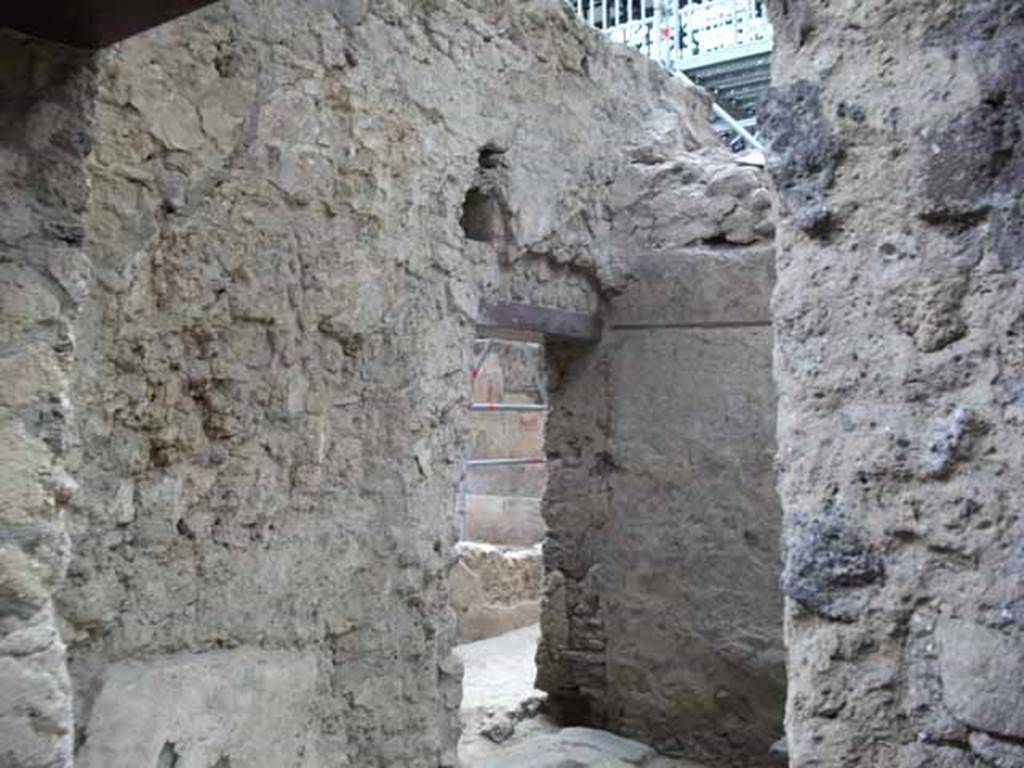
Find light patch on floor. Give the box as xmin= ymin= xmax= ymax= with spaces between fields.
xmin=456 ymin=624 xmax=710 ymax=768
xmin=456 ymin=623 xmax=542 ymax=711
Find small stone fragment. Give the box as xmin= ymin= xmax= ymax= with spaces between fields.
xmin=480 ymin=713 xmax=516 ymax=744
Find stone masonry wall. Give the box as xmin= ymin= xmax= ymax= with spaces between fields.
xmin=537 ymin=152 xmax=786 ymax=767
xmin=0 ymin=32 xmax=95 ymax=768
xmin=2 ymin=1 xmax=719 ymax=766
xmin=763 ymin=1 xmax=1024 ymax=766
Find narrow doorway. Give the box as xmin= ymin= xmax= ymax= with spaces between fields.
xmin=453 ymin=337 xmax=550 ymax=766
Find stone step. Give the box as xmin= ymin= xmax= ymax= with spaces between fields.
xmin=474 ymin=726 xmax=709 ymax=768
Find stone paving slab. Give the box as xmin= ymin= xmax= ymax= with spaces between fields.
xmin=474 ymin=726 xmax=710 ymax=768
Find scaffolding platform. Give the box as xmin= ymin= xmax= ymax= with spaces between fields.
xmin=567 ymin=0 xmax=773 ymax=150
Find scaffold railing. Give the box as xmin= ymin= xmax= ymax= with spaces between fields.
xmin=567 ymin=0 xmax=773 ymax=150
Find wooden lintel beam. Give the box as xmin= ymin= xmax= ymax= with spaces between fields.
xmin=477 ymin=300 xmax=601 ymax=344
xmin=1 ymin=0 xmax=223 ymax=49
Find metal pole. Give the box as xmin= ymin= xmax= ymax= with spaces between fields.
xmin=469 ymin=338 xmax=493 ymax=380
xmin=656 ymin=0 xmax=666 ymax=64
xmin=571 ymin=0 xmax=768 ymax=152
xmin=673 ymin=71 xmax=765 ymax=151
xmin=470 ymin=403 xmax=548 ymax=412
xmin=456 ymin=483 xmax=467 ymax=541
xmin=466 ymin=457 xmax=546 ymax=468
xmin=709 ymin=101 xmax=765 ymax=151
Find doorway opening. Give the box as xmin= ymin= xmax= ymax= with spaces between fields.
xmin=453 ymin=336 xmax=550 ymax=766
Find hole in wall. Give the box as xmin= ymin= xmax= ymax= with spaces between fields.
xmin=175 ymin=518 xmax=196 ymax=540
xmin=478 ymin=143 xmax=507 ymax=169
xmin=156 ymin=742 xmax=180 ymax=768
xmin=459 ymin=188 xmax=507 ymax=243
xmin=459 ymin=142 xmax=512 ymax=243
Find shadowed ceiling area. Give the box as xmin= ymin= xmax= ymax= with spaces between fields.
xmin=0 ymin=0 xmax=222 ymax=47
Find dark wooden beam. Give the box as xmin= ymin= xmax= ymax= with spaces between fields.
xmin=477 ymin=300 xmax=601 ymax=344
xmin=1 ymin=0 xmax=223 ymax=49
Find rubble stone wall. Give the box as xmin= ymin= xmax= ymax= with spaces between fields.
xmin=537 ymin=154 xmax=787 ymax=767
xmin=0 ymin=32 xmax=95 ymax=768
xmin=451 ymin=542 xmax=542 ymax=643
xmin=763 ymin=1 xmax=1024 ymax=766
xmin=0 ymin=1 xmax=720 ymax=766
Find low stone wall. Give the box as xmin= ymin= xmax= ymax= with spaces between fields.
xmin=452 ymin=543 xmax=543 ymax=643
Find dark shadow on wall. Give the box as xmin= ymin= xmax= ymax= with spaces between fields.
xmin=459 ymin=143 xmax=514 ymax=245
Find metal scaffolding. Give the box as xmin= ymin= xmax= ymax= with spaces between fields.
xmin=459 ymin=339 xmax=549 ymax=540
xmin=567 ymin=0 xmax=773 ymax=150
xmin=466 ymin=457 xmax=547 ymax=468
xmin=470 ymin=402 xmax=549 ymax=412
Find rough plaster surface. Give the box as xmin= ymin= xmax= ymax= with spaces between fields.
xmin=464 ymin=464 xmax=547 ymax=497
xmin=0 ymin=32 xmax=94 ymax=768
xmin=463 ymin=494 xmax=545 ymax=546
xmin=0 ymin=1 xmax=733 ymax=766
xmin=1 ymin=0 xmax=794 ymax=764
xmin=537 ymin=154 xmax=785 ymax=766
xmin=763 ymin=0 xmax=1024 ymax=765
xmin=78 ymin=649 xmax=323 ymax=768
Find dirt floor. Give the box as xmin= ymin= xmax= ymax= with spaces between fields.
xmin=455 ymin=625 xmax=709 ymax=768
